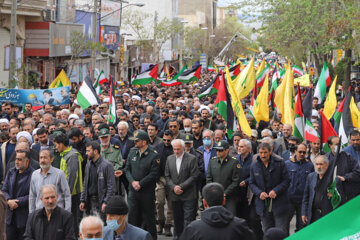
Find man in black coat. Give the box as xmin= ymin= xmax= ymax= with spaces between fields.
xmin=180 ymin=183 xmax=254 ymax=240
xmin=24 ymin=184 xmax=75 ymax=240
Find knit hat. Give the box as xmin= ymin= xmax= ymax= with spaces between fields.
xmin=105 ymin=195 xmax=129 ymax=215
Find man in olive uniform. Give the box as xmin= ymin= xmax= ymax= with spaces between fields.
xmin=98 ymin=128 xmax=123 ymax=194
xmin=206 ymin=140 xmax=241 ymax=215
xmin=125 ymin=130 xmax=160 ymax=240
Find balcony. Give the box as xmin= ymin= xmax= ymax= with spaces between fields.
xmin=0 ymin=0 xmax=48 ymax=17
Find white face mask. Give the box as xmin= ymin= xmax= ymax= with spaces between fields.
xmin=184 ymin=127 xmax=191 ymax=133
xmin=333 ymin=145 xmax=338 ymax=153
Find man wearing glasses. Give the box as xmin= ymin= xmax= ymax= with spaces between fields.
xmin=168 ymin=118 xmax=185 ymax=140
xmin=285 ymin=143 xmax=314 ymax=233
xmin=206 ymin=140 xmax=241 ymax=215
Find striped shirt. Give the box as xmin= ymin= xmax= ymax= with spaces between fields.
xmin=29 ymin=166 xmax=71 ymax=213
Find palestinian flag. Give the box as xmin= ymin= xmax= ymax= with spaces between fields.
xmin=98 ymin=70 xmax=108 ymax=85
xmin=338 ymin=91 xmax=354 ymax=147
xmin=93 ymin=71 xmax=102 ymax=96
xmin=255 ymin=66 xmax=269 ymax=87
xmin=131 ymin=64 xmax=159 ymax=85
xmin=158 ymin=65 xmax=167 ymax=81
xmin=76 ymin=76 xmax=100 ymax=109
xmin=198 ymin=73 xmax=221 ymax=98
xmin=108 ymin=76 xmax=116 ymax=124
xmin=304 ymin=119 xmax=319 ymax=142
xmin=214 ymin=72 xmax=236 ymax=138
xmin=177 ymin=65 xmax=201 ymax=83
xmin=293 ymin=65 xmax=305 ymax=76
xmin=294 ymin=84 xmax=305 ymax=142
xmin=319 ymin=110 xmax=338 ymax=152
xmin=161 ymin=79 xmax=181 ymax=87
xmin=314 ymin=62 xmax=331 ymax=103
xmin=333 ymin=97 xmax=345 ymax=132
xmin=229 ymin=64 xmax=241 ymax=79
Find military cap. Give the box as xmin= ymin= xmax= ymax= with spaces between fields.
xmin=182 ymin=133 xmax=193 ymax=143
xmin=213 ymin=140 xmax=230 ymax=150
xmin=130 ymin=130 xmax=149 ymax=141
xmin=99 ymin=128 xmax=110 ymax=137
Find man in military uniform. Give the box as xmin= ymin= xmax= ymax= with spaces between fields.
xmin=206 ymin=140 xmax=241 ymax=215
xmin=125 ymin=130 xmax=160 ymax=240
xmin=98 ymin=128 xmax=123 ymax=194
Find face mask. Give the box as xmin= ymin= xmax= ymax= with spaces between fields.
xmin=333 ymin=145 xmax=338 ymax=153
xmin=84 ymin=238 xmax=102 ymax=240
xmin=203 ymin=139 xmax=212 ymax=147
xmin=184 ymin=127 xmax=191 ymax=133
xmin=106 ymin=219 xmax=122 ymax=231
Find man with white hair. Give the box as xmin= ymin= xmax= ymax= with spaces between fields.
xmin=79 ymin=215 xmax=104 ymax=240
xmin=24 ymin=184 xmax=75 ymax=239
xmin=165 ymin=139 xmax=199 ymax=239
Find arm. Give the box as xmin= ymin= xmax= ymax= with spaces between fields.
xmin=224 ymin=161 xmax=241 ymax=196
xmin=64 ymin=213 xmax=76 ymax=240
xmin=272 ymin=161 xmax=290 ymax=195
xmin=343 ymin=153 xmax=360 ymax=182
xmin=28 ymin=176 xmax=36 ymax=213
xmin=16 ymin=195 xmax=29 ymax=208
xmin=179 ymin=156 xmax=199 ymax=190
xmin=249 ymin=163 xmax=263 ymax=197
xmin=66 ymin=155 xmax=80 ymax=193
xmin=165 ymin=157 xmax=176 ymax=190
xmin=113 ymin=151 xmax=123 ymax=170
xmin=124 ymin=153 xmax=134 ymax=184
xmin=1 ymin=173 xmax=11 ymax=200
xmin=59 ymin=171 xmax=72 ymax=212
xmin=301 ymin=175 xmax=311 ymax=217
xmin=139 ymin=155 xmax=160 ymax=188
xmin=23 ymin=213 xmax=35 ymax=240
xmin=80 ymin=164 xmax=89 ymax=203
xmin=206 ymin=159 xmax=213 ymax=184
xmin=104 ymin=163 xmax=115 ymax=203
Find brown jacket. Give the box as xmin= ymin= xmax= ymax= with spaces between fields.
xmin=0 ymin=190 xmax=6 ymax=240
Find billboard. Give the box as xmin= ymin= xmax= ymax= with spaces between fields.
xmin=101 ymin=0 xmax=121 ymax=27
xmin=100 ymin=25 xmax=119 ymax=51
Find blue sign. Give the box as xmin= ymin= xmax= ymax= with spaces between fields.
xmin=0 ymin=87 xmax=71 ymax=107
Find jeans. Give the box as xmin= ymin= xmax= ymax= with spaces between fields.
xmin=261 ymin=210 xmax=289 ymax=236
xmin=172 ymin=199 xmax=197 ymax=238
xmin=288 ymin=198 xmax=304 ymax=232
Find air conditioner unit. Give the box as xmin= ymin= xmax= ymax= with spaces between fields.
xmin=42 ymin=9 xmax=56 ymax=22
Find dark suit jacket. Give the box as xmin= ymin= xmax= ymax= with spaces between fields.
xmin=301 ymin=172 xmax=333 ymax=224
xmin=31 ymin=140 xmax=54 ymax=153
xmin=165 ymin=152 xmax=199 ymax=201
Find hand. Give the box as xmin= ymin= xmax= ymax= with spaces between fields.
xmin=7 ymin=199 xmax=19 ymax=210
xmin=259 ymin=192 xmax=269 ymax=200
xmin=337 ymin=176 xmax=345 ymax=182
xmin=114 ymin=170 xmax=123 ymax=178
xmin=269 ymin=190 xmax=277 ymax=199
xmin=101 ymin=203 xmax=106 ymax=213
xmin=174 ymin=185 xmax=183 ymax=195
xmin=327 ymin=192 xmax=333 ymax=198
xmin=79 ymin=202 xmax=85 ymax=211
xmin=132 ymin=181 xmax=141 ymax=191
xmin=240 ymin=181 xmax=246 ymax=187
xmin=302 ymin=216 xmax=308 ymax=224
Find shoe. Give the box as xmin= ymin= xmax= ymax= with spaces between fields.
xmin=164 ymin=225 xmax=173 ymax=237
xmin=157 ymin=221 xmax=164 ymax=235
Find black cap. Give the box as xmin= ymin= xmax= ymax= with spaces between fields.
xmin=213 ymin=140 xmax=230 ymax=150
xmin=105 ymin=195 xmax=128 ymax=215
xmin=181 ymin=134 xmax=193 ymax=143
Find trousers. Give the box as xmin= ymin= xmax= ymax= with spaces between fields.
xmin=155 ymin=176 xmax=173 ymax=226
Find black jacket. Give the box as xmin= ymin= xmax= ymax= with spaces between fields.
xmin=179 ymin=206 xmax=254 ymax=240
xmin=116 ymin=135 xmax=135 ymax=161
xmin=24 ymin=206 xmax=75 ymax=240
xmin=155 ymin=143 xmax=173 ymax=177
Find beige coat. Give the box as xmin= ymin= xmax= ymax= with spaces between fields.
xmin=0 ymin=190 xmax=6 ymax=240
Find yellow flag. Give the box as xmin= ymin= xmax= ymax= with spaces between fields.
xmin=233 ymin=58 xmax=255 ymax=99
xmin=350 ymin=96 xmax=360 ymax=129
xmin=214 ymin=65 xmax=218 ymax=73
xmin=302 ymin=62 xmax=307 ymax=73
xmin=256 ymin=59 xmax=265 ymax=76
xmin=253 ymin=71 xmax=269 ymax=122
xmin=49 ymin=69 xmax=71 ymax=89
xmin=294 ymin=74 xmax=311 ymax=87
xmin=225 ymin=67 xmax=252 ymax=137
xmin=283 ymin=68 xmax=295 ymax=128
xmin=274 ymin=65 xmax=290 ymax=122
xmin=323 ymin=75 xmax=337 ymax=120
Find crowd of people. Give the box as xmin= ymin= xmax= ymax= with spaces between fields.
xmin=0 ymin=70 xmax=359 ymax=240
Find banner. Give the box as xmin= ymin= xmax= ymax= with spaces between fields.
xmin=0 ymin=86 xmax=70 ymax=107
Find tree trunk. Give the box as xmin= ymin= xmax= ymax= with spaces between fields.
xmin=343 ymin=48 xmax=351 ymax=91
xmin=313 ymin=53 xmax=321 ymax=79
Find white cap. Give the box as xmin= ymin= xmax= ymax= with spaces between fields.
xmin=132 ymin=95 xmax=141 ymax=101
xmin=0 ymin=118 xmax=9 ymax=124
xmin=312 ymin=109 xmax=319 ymax=118
xmin=103 ymin=97 xmax=110 ymax=103
xmin=68 ymin=114 xmax=79 ymax=121
xmin=251 ymin=129 xmax=258 ymax=138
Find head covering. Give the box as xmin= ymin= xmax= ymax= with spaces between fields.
xmin=181 ymin=134 xmax=193 ymax=143
xmin=132 ymin=95 xmax=141 ymax=101
xmin=105 ymin=195 xmax=129 ymax=215
xmin=99 ymin=128 xmax=110 ymax=137
xmin=0 ymin=118 xmax=9 ymax=124
xmin=213 ymin=140 xmax=230 ymax=150
xmin=251 ymin=129 xmax=258 ymax=138
xmin=312 ymin=109 xmax=319 ymax=118
xmin=103 ymin=98 xmax=110 ymax=103
xmin=68 ymin=114 xmax=79 ymax=121
xmin=16 ymin=131 xmax=33 ymax=144
xmin=32 ymin=128 xmax=40 ymax=137
xmin=130 ymin=130 xmax=149 ymax=141
xmin=123 ymin=93 xmax=130 ymax=98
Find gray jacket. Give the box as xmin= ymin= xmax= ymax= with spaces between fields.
xmin=80 ymin=157 xmax=115 ymax=207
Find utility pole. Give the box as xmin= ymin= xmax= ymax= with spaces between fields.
xmin=118 ymin=0 xmax=123 ymax=82
xmin=153 ymin=11 xmax=158 ymax=63
xmin=9 ymin=0 xmax=17 ymax=87
xmin=91 ymin=0 xmax=98 ymax=81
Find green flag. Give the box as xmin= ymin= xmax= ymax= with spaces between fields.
xmin=287 ymin=195 xmax=360 ymax=240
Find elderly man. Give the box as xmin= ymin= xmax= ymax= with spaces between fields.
xmin=103 ymin=195 xmax=152 ymax=240
xmin=29 ymin=149 xmax=71 ymax=213
xmin=79 ymin=215 xmax=104 ymax=240
xmin=6 ymin=142 xmax=40 ymax=173
xmin=24 ymin=184 xmax=75 ymax=239
xmin=2 ymin=151 xmax=34 ymax=239
xmin=302 ymin=156 xmax=334 ymax=225
xmin=249 ymin=142 xmax=290 ymax=234
xmin=276 ymin=123 xmax=293 ymax=151
xmin=285 ymin=143 xmax=314 ymax=232
xmin=165 ymin=139 xmax=199 ymax=239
